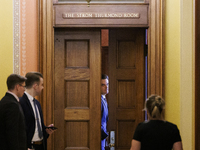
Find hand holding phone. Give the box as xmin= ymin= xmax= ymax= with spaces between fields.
xmin=46 ymin=126 xmax=58 ymax=130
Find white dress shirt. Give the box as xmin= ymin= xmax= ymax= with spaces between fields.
xmin=25 ymin=91 xmax=43 ymax=141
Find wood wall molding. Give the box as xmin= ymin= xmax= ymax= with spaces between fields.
xmin=39 ymin=0 xmax=54 ymax=150
xmin=195 ymin=0 xmax=200 ymax=149
xmin=148 ymin=0 xmax=165 ymax=97
xmin=39 ymin=1 xmax=165 ymax=149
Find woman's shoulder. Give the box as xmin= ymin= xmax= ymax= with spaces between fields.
xmin=164 ymin=121 xmax=179 ymax=129
xmin=136 ymin=120 xmax=151 ymax=128
xmin=138 ymin=120 xmax=178 ymax=128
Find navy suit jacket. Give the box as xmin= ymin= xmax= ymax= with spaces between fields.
xmin=0 ymin=93 xmax=27 ymax=150
xmin=20 ymin=93 xmax=48 ymax=150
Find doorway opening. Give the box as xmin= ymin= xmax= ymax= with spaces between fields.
xmin=53 ymin=28 xmax=147 ymax=149
xmin=101 ymin=28 xmax=148 ymax=110
xmin=100 ymin=28 xmax=148 ymax=148
xmin=41 ymin=1 xmax=165 ymax=149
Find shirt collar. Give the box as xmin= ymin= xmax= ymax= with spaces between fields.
xmin=25 ymin=91 xmax=34 ymax=101
xmin=7 ymin=91 xmax=19 ymax=102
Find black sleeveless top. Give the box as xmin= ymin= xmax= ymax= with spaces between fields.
xmin=133 ymin=120 xmax=182 ymax=150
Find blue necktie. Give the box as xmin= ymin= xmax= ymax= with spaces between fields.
xmin=33 ymin=99 xmax=43 ymax=138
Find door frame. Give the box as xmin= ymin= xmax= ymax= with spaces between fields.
xmin=38 ymin=0 xmax=165 ymax=150
xmin=195 ymin=0 xmax=200 ymax=149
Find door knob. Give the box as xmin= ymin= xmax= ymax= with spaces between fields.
xmin=109 ymin=143 xmax=115 ymax=147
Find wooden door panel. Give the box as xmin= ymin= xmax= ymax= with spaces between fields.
xmin=66 ymin=122 xmax=89 ymax=147
xmin=118 ymin=41 xmax=137 ymax=68
xmin=108 ymin=29 xmax=145 ymax=150
xmin=54 ymin=29 xmax=101 ymax=150
xmin=117 ymin=121 xmax=137 ymax=148
xmin=65 ymin=40 xmax=89 ymax=67
xmin=116 ymin=109 xmax=136 ymax=120
xmin=118 ymin=80 xmax=136 ymax=108
xmin=65 ymin=81 xmax=89 ymax=108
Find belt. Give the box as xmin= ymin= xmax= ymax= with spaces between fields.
xmin=32 ymin=140 xmax=43 ymax=145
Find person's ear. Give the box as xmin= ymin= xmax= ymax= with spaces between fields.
xmin=15 ymin=84 xmax=20 ymax=91
xmin=33 ymin=83 xmax=38 ymax=89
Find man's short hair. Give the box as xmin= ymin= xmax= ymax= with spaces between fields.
xmin=7 ymin=74 xmax=27 ymax=90
xmin=25 ymin=72 xmax=43 ymax=89
xmin=101 ymin=74 xmax=109 ymax=80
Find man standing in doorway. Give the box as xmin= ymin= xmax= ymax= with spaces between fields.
xmin=101 ymin=74 xmax=109 ymax=150
xmin=20 ymin=72 xmax=55 ymax=150
xmin=0 ymin=74 xmax=27 ymax=150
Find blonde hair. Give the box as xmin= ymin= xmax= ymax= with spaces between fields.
xmin=145 ymin=95 xmax=165 ymax=119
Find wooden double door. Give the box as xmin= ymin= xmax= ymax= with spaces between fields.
xmin=54 ymin=28 xmax=145 ymax=150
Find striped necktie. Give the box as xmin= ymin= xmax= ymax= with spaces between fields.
xmin=33 ymin=99 xmax=43 ymax=138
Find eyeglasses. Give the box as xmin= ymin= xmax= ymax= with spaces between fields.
xmin=19 ymin=84 xmax=26 ymax=88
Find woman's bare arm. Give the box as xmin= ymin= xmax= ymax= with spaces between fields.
xmin=130 ymin=139 xmax=141 ymax=150
xmin=173 ymin=141 xmax=183 ymax=150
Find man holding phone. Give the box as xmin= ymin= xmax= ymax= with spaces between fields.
xmin=20 ymin=72 xmax=56 ymax=150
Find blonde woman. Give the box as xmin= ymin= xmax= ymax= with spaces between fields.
xmin=130 ymin=95 xmax=183 ymax=150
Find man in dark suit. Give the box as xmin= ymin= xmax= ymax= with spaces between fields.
xmin=20 ymin=72 xmax=55 ymax=150
xmin=0 ymin=74 xmax=27 ymax=150
xmin=101 ymin=74 xmax=109 ymax=150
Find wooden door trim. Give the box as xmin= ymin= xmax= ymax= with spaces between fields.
xmin=195 ymin=0 xmax=200 ymax=149
xmin=38 ymin=1 xmax=165 ymax=150
xmin=148 ymin=0 xmax=165 ymax=97
xmin=38 ymin=0 xmax=55 ymax=149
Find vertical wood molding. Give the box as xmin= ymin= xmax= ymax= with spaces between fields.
xmin=195 ymin=0 xmax=200 ymax=149
xmin=148 ymin=0 xmax=165 ymax=97
xmin=39 ymin=0 xmax=54 ymax=150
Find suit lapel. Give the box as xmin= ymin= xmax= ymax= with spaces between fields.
xmin=23 ymin=94 xmax=35 ymax=117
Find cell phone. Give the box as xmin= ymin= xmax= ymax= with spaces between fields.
xmin=46 ymin=126 xmax=58 ymax=130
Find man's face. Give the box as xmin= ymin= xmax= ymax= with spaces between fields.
xmin=101 ymin=79 xmax=109 ymax=95
xmin=35 ymin=77 xmax=44 ymax=96
xmin=17 ymin=82 xmax=26 ymax=97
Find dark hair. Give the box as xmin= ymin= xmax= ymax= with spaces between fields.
xmin=25 ymin=72 xmax=43 ymax=89
xmin=7 ymin=74 xmax=27 ymax=90
xmin=101 ymin=74 xmax=109 ymax=80
xmin=145 ymin=95 xmax=165 ymax=119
